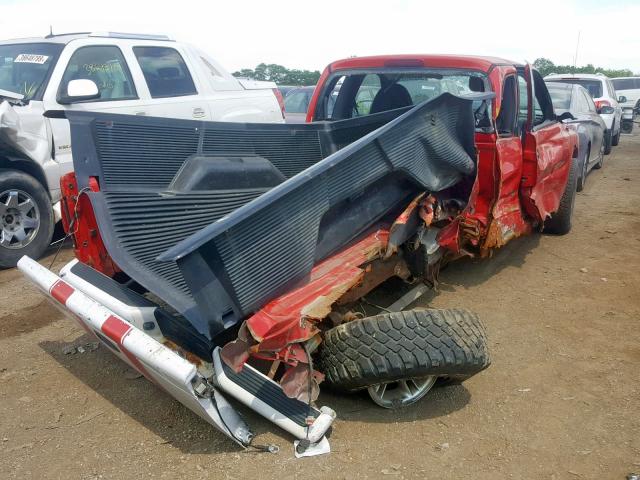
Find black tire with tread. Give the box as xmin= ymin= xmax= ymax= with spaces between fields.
xmin=0 ymin=169 xmax=54 ymax=268
xmin=543 ymin=157 xmax=578 ymax=235
xmin=603 ymin=128 xmax=613 ymax=155
xmin=612 ymin=125 xmax=620 ymax=146
xmin=319 ymin=308 xmax=490 ymax=391
xmin=576 ymin=146 xmax=589 ymax=192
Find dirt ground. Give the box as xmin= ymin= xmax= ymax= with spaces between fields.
xmin=1 ymin=133 xmax=639 ymax=480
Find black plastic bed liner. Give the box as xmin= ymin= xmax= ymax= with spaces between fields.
xmin=67 ymin=92 xmax=480 ymax=341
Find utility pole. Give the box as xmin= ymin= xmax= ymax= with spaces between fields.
xmin=573 ymin=30 xmax=581 ymax=70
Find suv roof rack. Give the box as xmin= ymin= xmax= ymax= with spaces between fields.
xmin=44 ymin=31 xmax=91 ymax=39
xmin=88 ymin=32 xmax=173 ymax=41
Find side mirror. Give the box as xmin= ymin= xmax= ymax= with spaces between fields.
xmin=556 ymin=111 xmax=575 ymax=122
xmin=58 ymin=79 xmax=100 ymax=104
xmin=598 ymin=105 xmax=615 ymax=115
xmin=618 ymin=95 xmax=627 ymax=103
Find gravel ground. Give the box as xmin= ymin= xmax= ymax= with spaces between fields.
xmin=1 ymin=133 xmax=639 ymax=479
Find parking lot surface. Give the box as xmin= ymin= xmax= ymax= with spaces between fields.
xmin=1 ymin=134 xmax=639 ymax=479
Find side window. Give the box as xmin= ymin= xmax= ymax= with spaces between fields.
xmin=59 ymin=46 xmax=137 ymax=101
xmin=583 ymin=91 xmax=596 ymax=112
xmin=496 ymin=75 xmax=517 ymax=136
xmin=517 ymin=75 xmax=528 ymax=124
xmin=133 ymin=47 xmax=197 ymax=98
xmin=353 ymin=74 xmax=381 ymax=117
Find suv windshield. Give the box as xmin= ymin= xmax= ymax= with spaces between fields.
xmin=0 ymin=43 xmax=63 ymax=101
xmin=547 ymin=78 xmax=602 ymax=98
xmin=316 ymin=70 xmax=483 ymax=121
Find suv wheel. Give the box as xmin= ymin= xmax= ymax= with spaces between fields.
xmin=0 ymin=170 xmax=54 ymax=268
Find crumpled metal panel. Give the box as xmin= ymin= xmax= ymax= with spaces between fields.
xmin=69 ymin=93 xmax=478 ymax=340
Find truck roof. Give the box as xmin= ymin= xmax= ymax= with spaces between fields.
xmin=0 ymin=32 xmax=173 ymax=46
xmin=325 ymin=54 xmax=521 ymax=73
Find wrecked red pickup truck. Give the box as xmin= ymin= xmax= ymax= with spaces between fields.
xmin=19 ymin=55 xmax=578 ymax=457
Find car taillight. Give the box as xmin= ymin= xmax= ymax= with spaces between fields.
xmin=595 ymin=99 xmax=611 ymax=109
xmin=272 ymin=88 xmax=285 ymax=119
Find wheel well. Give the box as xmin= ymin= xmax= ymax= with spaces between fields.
xmin=0 ymin=156 xmax=50 ymax=198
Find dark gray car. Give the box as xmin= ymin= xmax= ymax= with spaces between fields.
xmin=546 ymin=82 xmax=606 ymax=191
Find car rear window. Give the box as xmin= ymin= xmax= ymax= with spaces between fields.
xmin=546 ymin=83 xmax=572 ymax=110
xmin=612 ymin=78 xmax=640 ymax=91
xmin=547 ymin=78 xmax=602 ymax=98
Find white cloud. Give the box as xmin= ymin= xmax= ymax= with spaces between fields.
xmin=1 ymin=0 xmax=638 ymax=73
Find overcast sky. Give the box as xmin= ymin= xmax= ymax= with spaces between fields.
xmin=1 ymin=0 xmax=638 ymax=74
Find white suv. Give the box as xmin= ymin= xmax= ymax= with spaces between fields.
xmin=611 ymin=76 xmax=640 ymax=134
xmin=0 ymin=32 xmax=284 ymax=267
xmin=545 ymin=73 xmax=623 ymax=154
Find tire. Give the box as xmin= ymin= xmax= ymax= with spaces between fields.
xmin=603 ymin=128 xmax=612 ymax=155
xmin=593 ymin=139 xmax=605 ymax=170
xmin=622 ymin=120 xmax=633 ymax=134
xmin=612 ymin=127 xmax=620 ymax=146
xmin=543 ymin=157 xmax=578 ymax=235
xmin=576 ymin=146 xmax=589 ymax=192
xmin=318 ymin=309 xmax=490 ymax=391
xmin=0 ymin=170 xmax=54 ymax=268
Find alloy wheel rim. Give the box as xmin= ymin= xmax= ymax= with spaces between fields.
xmin=367 ymin=376 xmax=437 ymax=409
xmin=0 ymin=189 xmax=40 ymax=249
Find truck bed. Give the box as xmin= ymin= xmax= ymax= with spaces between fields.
xmin=67 ymin=92 xmax=479 ymax=341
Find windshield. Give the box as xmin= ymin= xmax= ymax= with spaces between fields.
xmin=547 ymin=78 xmax=602 ymax=98
xmin=546 ymin=84 xmax=572 ymax=110
xmin=0 ymin=43 xmax=63 ymax=101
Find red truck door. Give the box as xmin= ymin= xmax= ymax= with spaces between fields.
xmin=519 ymin=65 xmax=574 ymax=223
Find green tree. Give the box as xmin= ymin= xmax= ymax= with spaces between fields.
xmin=532 ymin=57 xmax=634 ymax=78
xmin=233 ymin=63 xmax=321 ymax=86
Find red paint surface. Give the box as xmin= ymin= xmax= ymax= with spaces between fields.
xmin=102 ymin=315 xmax=154 ymax=380
xmin=246 ymin=230 xmax=389 ymax=354
xmin=50 ymin=280 xmax=74 ymax=304
xmin=60 ymin=173 xmax=120 ymax=277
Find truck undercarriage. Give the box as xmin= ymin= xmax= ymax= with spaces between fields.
xmin=19 ymin=92 xmax=513 ymax=455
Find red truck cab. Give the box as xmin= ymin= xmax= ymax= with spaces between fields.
xmin=306 ymin=55 xmax=579 ymax=254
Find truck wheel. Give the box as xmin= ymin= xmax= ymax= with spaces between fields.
xmin=543 ymin=157 xmax=578 ymax=235
xmin=318 ymin=309 xmax=490 ymax=406
xmin=603 ymin=128 xmax=613 ymax=155
xmin=0 ymin=170 xmax=54 ymax=268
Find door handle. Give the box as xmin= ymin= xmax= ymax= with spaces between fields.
xmin=135 ymin=111 xmax=146 ymax=116
xmin=192 ymin=107 xmax=206 ymax=119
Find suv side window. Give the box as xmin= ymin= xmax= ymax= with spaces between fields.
xmin=133 ymin=47 xmax=197 ymax=98
xmin=59 ymin=45 xmax=137 ymax=101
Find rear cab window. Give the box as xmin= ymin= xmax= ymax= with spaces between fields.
xmin=58 ymin=45 xmax=137 ymax=102
xmin=133 ymin=46 xmax=197 ymax=98
xmin=314 ymin=69 xmax=487 ymax=123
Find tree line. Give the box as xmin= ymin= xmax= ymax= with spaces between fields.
xmin=533 ymin=58 xmax=634 ymax=78
xmin=233 ymin=63 xmax=321 ymax=86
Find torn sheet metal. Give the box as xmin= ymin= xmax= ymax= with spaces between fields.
xmin=0 ymin=100 xmax=51 ymax=164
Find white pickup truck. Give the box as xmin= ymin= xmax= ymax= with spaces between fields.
xmin=0 ymin=32 xmax=284 ymax=267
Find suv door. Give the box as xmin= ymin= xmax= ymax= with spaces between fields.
xmin=519 ymin=65 xmax=574 ymax=222
xmin=44 ymin=44 xmax=146 ymax=179
xmin=130 ymin=45 xmax=209 ymax=120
